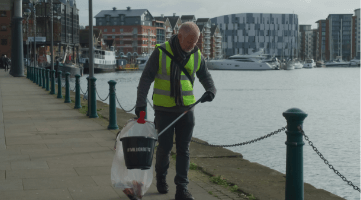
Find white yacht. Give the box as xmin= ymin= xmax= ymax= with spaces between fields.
xmin=324 ymin=58 xmax=350 ymax=67
xmin=80 ymin=47 xmax=117 ymax=73
xmin=136 ymin=53 xmax=151 ymax=70
xmin=294 ymin=60 xmax=303 ymax=69
xmin=207 ymin=49 xmax=276 ymax=70
xmin=303 ymin=59 xmax=316 ymax=68
xmin=349 ymin=57 xmax=360 ymax=67
xmin=285 ymin=60 xmax=295 ymax=70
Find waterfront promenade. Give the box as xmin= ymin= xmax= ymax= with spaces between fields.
xmin=0 ymin=70 xmax=346 ymax=200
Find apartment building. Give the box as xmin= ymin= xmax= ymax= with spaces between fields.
xmin=353 ymin=8 xmax=360 ymax=58
xmin=0 ymin=6 xmax=11 ymax=58
xmin=326 ymin=14 xmax=353 ymax=60
xmin=94 ymin=7 xmax=157 ymax=56
xmin=210 ymin=13 xmax=299 ymax=59
xmin=210 ymin=24 xmax=222 ymax=59
xmin=315 ymin=20 xmax=327 ymax=60
xmin=196 ymin=18 xmax=212 ymax=59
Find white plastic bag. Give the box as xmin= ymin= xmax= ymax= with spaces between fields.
xmin=111 ymin=119 xmax=158 ymax=200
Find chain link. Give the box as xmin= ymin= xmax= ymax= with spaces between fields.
xmin=79 ymin=85 xmax=88 ymax=95
xmin=115 ymin=94 xmax=136 ymax=112
xmin=191 ymin=126 xmax=287 ymax=147
xmin=95 ymin=89 xmax=109 ymax=101
xmin=298 ymin=126 xmax=360 ymax=192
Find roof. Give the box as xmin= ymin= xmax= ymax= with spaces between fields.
xmin=95 ymin=9 xmax=148 ymax=18
xmin=164 ymin=16 xmax=180 ymax=28
xmin=154 ymin=16 xmax=167 ymax=22
xmin=197 ymin=24 xmax=204 ymax=32
xmin=315 ymin=19 xmax=326 ymax=23
xmin=181 ymin=15 xmax=195 ymax=20
xmin=196 ymin=18 xmax=210 ymax=22
xmin=210 ymin=25 xmax=217 ymax=35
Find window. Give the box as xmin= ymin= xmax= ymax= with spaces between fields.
xmin=112 ymin=29 xmax=115 ymax=32
xmin=99 ymin=22 xmax=102 ymax=26
xmin=1 ymin=39 xmax=7 ymax=45
xmin=120 ymin=29 xmax=123 ymax=32
xmin=112 ymin=36 xmax=115 ymax=39
xmin=114 ymin=22 xmax=117 ymax=25
xmin=0 ymin=11 xmax=6 ymax=17
xmin=1 ymin=25 xmax=6 ymax=31
xmin=104 ymin=29 xmax=107 ymax=32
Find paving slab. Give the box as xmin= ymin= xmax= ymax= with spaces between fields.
xmin=23 ymin=176 xmax=97 ymax=190
xmin=6 ymin=168 xmax=79 ymax=179
xmin=0 ymin=188 xmax=73 ymax=200
xmin=0 ymin=179 xmax=23 ymax=191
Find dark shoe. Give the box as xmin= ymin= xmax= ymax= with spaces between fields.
xmin=156 ymin=178 xmax=169 ymax=194
xmin=175 ymin=189 xmax=195 ymax=200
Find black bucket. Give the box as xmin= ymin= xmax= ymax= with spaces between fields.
xmin=120 ymin=136 xmax=157 ymax=170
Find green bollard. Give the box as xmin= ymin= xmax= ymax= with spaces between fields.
xmin=107 ymin=80 xmax=118 ymax=130
xmin=74 ymin=74 xmax=82 ymax=109
xmin=50 ymin=70 xmax=56 ymax=94
xmin=89 ymin=77 xmax=98 ymax=118
xmin=33 ymin=68 xmax=37 ymax=83
xmin=29 ymin=67 xmax=32 ymax=81
xmin=42 ymin=68 xmax=46 ymax=89
xmin=64 ymin=72 xmax=71 ymax=103
xmin=38 ymin=68 xmax=42 ymax=87
xmin=57 ymin=71 xmax=63 ymax=98
xmin=86 ymin=76 xmax=89 ymax=116
xmin=283 ymin=108 xmax=308 ymax=200
xmin=46 ymin=69 xmax=50 ymax=91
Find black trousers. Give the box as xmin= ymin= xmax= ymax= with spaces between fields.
xmin=154 ymin=110 xmax=195 ymax=191
xmin=4 ymin=63 xmax=8 ymax=72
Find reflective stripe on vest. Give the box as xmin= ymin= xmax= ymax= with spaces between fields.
xmin=153 ymin=42 xmax=201 ymax=107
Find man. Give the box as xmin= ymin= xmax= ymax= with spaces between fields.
xmin=135 ymin=22 xmax=216 ymax=200
xmin=3 ymin=55 xmax=9 ymax=72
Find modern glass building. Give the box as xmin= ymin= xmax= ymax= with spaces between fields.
xmin=210 ymin=13 xmax=298 ymax=59
xmin=327 ymin=14 xmax=353 ymax=60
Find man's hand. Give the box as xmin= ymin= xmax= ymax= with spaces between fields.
xmin=135 ymin=106 xmax=146 ymax=118
xmin=200 ymin=91 xmax=215 ymax=103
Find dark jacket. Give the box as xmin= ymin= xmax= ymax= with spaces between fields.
xmin=136 ymin=34 xmax=217 ymax=113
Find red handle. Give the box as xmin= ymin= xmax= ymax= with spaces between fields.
xmin=137 ymin=111 xmax=146 ymax=124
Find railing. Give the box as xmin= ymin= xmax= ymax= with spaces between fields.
xmin=24 ymin=62 xmax=361 ymax=200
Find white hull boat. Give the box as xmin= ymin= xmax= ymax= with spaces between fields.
xmin=303 ymin=59 xmax=316 ymax=68
xmin=207 ymin=49 xmax=276 ymax=70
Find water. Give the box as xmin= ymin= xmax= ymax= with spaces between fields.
xmin=69 ymin=68 xmax=360 ymax=200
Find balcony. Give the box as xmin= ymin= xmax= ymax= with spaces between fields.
xmin=166 ymin=28 xmax=172 ymax=33
xmin=204 ymin=41 xmax=210 ymax=45
xmin=121 ymin=32 xmax=132 ymax=36
xmin=204 ymin=46 xmax=211 ymax=50
xmin=122 ymin=38 xmax=133 ymax=41
xmin=215 ymin=34 xmax=222 ymax=38
xmin=216 ymin=49 xmax=222 ymax=52
xmin=204 ymin=29 xmax=211 ymax=34
xmin=215 ymin=39 xmax=222 ymax=43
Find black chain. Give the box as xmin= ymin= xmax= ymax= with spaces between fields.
xmin=79 ymin=85 xmax=88 ymax=95
xmin=298 ymin=126 xmax=360 ymax=192
xmin=115 ymin=94 xmax=136 ymax=112
xmin=95 ymin=89 xmax=109 ymax=101
xmin=191 ymin=126 xmax=287 ymax=147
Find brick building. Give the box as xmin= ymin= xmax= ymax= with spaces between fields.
xmin=0 ymin=0 xmax=12 ymax=59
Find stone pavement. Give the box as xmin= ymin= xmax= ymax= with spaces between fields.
xmin=0 ymin=70 xmax=227 ymax=200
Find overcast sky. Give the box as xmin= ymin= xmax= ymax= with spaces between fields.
xmin=76 ymin=0 xmax=360 ymax=29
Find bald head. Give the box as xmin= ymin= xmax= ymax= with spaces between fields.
xmin=178 ymin=22 xmax=200 ymax=53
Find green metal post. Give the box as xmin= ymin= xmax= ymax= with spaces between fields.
xmin=50 ymin=70 xmax=55 ymax=94
xmin=64 ymin=72 xmax=71 ymax=103
xmin=46 ymin=69 xmax=50 ymax=91
xmin=26 ymin=66 xmax=29 ymax=79
xmin=283 ymin=108 xmax=308 ymax=200
xmin=38 ymin=68 xmax=42 ymax=87
xmin=89 ymin=77 xmax=98 ymax=118
xmin=42 ymin=68 xmax=46 ymax=89
xmin=107 ymin=80 xmax=118 ymax=130
xmin=33 ymin=67 xmax=37 ymax=83
xmin=86 ymin=76 xmax=89 ymax=116
xmin=74 ymin=74 xmax=81 ymax=109
xmin=30 ymin=67 xmax=33 ymax=81
xmin=57 ymin=71 xmax=62 ymax=98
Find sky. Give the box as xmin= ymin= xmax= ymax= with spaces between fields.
xmin=76 ymin=0 xmax=360 ymax=29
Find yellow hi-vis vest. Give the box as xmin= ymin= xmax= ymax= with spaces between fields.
xmin=153 ymin=42 xmax=201 ymax=107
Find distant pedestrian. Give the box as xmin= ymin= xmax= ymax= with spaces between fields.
xmin=3 ymin=55 xmax=9 ymax=72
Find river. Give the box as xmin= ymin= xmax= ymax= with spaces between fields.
xmin=69 ymin=67 xmax=360 ymax=200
